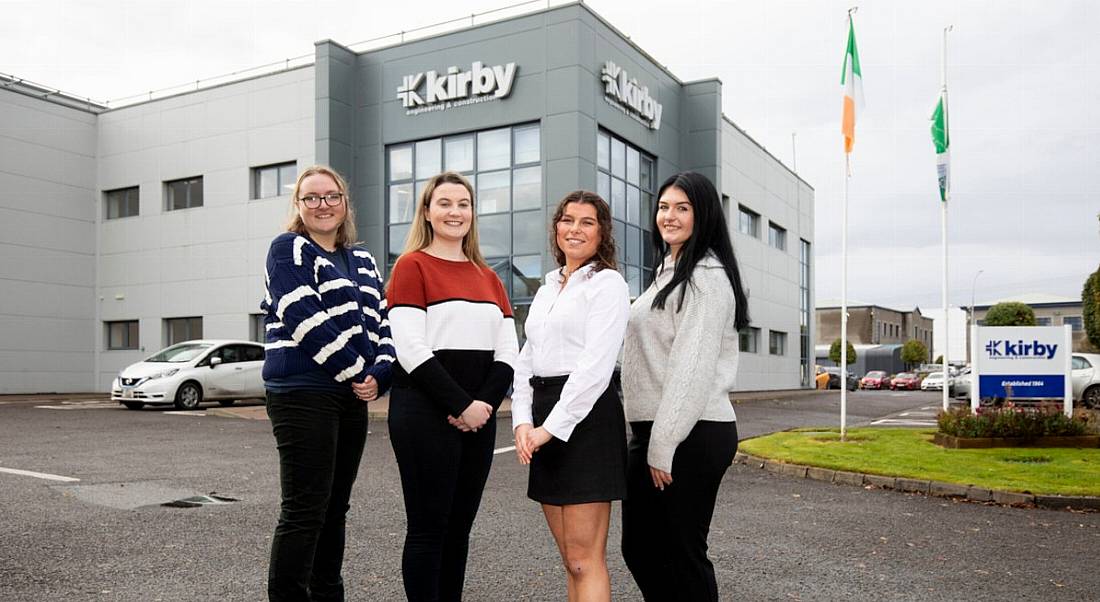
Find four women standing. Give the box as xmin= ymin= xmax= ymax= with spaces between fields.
xmin=263 ymin=165 xmax=745 ymax=600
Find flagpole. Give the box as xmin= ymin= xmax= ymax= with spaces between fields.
xmin=940 ymin=25 xmax=952 ymax=412
xmin=840 ymin=5 xmax=858 ymax=442
xmin=841 ymin=154 xmax=849 ymax=440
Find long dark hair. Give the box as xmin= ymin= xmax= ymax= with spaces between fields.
xmin=650 ymin=171 xmax=749 ymax=331
xmin=550 ymin=190 xmax=618 ymax=273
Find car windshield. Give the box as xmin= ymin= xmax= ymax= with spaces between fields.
xmin=866 ymin=371 xmax=885 ymax=378
xmin=928 ymin=372 xmax=942 ymax=378
xmin=897 ymin=373 xmax=914 ymax=379
xmin=146 ymin=343 xmax=213 ymax=363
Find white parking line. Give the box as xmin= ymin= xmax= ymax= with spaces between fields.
xmin=36 ymin=404 xmax=116 ymax=410
xmin=163 ymin=411 xmax=207 ymax=417
xmin=493 ymin=445 xmax=516 ymax=455
xmin=0 ymin=466 xmax=80 ymax=482
xmin=870 ymin=419 xmax=937 ymax=426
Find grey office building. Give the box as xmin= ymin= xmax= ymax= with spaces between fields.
xmin=0 ymin=2 xmax=814 ymax=394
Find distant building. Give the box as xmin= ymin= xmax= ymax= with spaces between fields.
xmin=815 ymin=302 xmax=934 ymax=353
xmin=973 ymin=294 xmax=1087 ymax=352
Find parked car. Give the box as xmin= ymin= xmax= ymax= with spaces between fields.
xmin=920 ymin=371 xmax=949 ymax=391
xmin=890 ymin=372 xmax=922 ymax=391
xmin=814 ymin=365 xmax=830 ymax=390
xmin=825 ymin=367 xmax=858 ymax=391
xmin=1072 ymin=353 xmax=1100 ymax=409
xmin=860 ymin=370 xmax=890 ymax=390
xmin=952 ymin=367 xmax=972 ymax=399
xmin=111 ymin=340 xmax=266 ymax=410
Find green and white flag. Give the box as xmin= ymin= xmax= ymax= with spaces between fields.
xmin=930 ymin=92 xmax=950 ymax=202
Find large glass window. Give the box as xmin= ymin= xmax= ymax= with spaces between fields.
xmin=386 ymin=123 xmax=543 ymax=304
xmin=105 ymin=187 xmax=139 ymax=219
xmin=106 ymin=320 xmax=139 ymax=350
xmin=800 ymin=239 xmax=812 ymax=386
xmin=166 ymin=177 xmax=203 ymax=211
xmin=165 ymin=317 xmax=203 ymax=346
xmin=597 ymin=130 xmax=655 ymax=296
xmin=253 ymin=162 xmax=297 ymax=199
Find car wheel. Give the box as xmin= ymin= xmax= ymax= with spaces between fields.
xmin=174 ymin=382 xmax=203 ymax=410
xmin=1084 ymin=385 xmax=1100 ymax=410
xmin=122 ymin=401 xmax=144 ymax=410
xmin=218 ymin=400 xmax=235 ymax=407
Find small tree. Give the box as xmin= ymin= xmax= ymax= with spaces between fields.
xmin=1083 ymin=263 xmax=1100 ymax=350
xmin=983 ymin=301 xmax=1036 ymax=326
xmin=829 ymin=338 xmax=856 ymax=366
xmin=901 ymin=339 xmax=928 ymax=368
xmin=934 ymin=354 xmax=944 ymax=364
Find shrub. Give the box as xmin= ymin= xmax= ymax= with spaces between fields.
xmin=901 ymin=339 xmax=928 ymax=367
xmin=829 ymin=338 xmax=856 ymax=365
xmin=937 ymin=403 xmax=1088 ymax=440
xmin=983 ymin=302 xmax=1037 ymax=326
xmin=1084 ymin=264 xmax=1100 ymax=350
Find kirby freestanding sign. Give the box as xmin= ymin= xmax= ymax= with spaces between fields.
xmin=971 ymin=325 xmax=1073 ymax=416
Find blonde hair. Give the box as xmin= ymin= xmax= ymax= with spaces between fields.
xmin=398 ymin=171 xmax=488 ymax=269
xmin=284 ymin=164 xmax=357 ymax=247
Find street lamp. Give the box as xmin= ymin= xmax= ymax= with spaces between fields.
xmin=967 ymin=269 xmax=984 ymax=364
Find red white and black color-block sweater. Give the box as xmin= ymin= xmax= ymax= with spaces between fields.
xmin=387 ymin=250 xmax=518 ymax=416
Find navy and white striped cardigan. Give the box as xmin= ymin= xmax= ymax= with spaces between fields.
xmin=260 ymin=232 xmax=394 ymax=390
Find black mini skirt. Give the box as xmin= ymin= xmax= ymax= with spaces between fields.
xmin=527 ymin=376 xmax=628 ymax=505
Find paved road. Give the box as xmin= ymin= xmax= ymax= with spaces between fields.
xmin=1 ymin=390 xmax=1097 ymax=601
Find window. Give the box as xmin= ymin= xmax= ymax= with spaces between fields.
xmin=770 ymin=330 xmax=787 ymax=355
xmin=768 ymin=222 xmax=787 ymax=251
xmin=738 ymin=205 xmax=759 ymax=238
xmin=1063 ymin=316 xmax=1083 ymax=331
xmin=106 ymin=320 xmax=139 ymax=350
xmin=597 ymin=130 xmax=656 ymax=297
xmin=253 ymin=162 xmax=297 ymax=199
xmin=250 ymin=314 xmax=266 ymax=343
xmin=739 ymin=327 xmax=760 ymax=353
xmin=1036 ymin=317 xmax=1052 ymax=326
xmin=1074 ymin=355 xmax=1093 ymax=370
xmin=799 ymin=240 xmax=811 ymax=386
xmin=165 ymin=317 xmax=203 ymax=346
xmin=105 ymin=187 xmax=139 ymax=219
xmin=166 ymin=177 xmax=203 ymax=211
xmin=386 ymin=123 xmax=542 ymax=302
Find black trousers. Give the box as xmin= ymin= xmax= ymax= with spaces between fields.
xmin=621 ymin=420 xmax=738 ymax=602
xmin=266 ymin=389 xmax=368 ymax=602
xmin=388 ymin=385 xmax=497 ymax=602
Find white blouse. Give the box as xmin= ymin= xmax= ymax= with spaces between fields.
xmin=510 ymin=264 xmax=630 ymax=441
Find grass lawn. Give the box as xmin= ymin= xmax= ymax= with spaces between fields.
xmin=739 ymin=428 xmax=1100 ymax=497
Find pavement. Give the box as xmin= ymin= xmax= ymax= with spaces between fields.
xmin=3 ymin=389 xmax=1099 ymax=601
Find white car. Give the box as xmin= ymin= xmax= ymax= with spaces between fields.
xmin=921 ymin=371 xmax=949 ymax=391
xmin=112 ymin=340 xmax=266 ymax=410
xmin=1072 ymin=353 xmax=1100 ymax=409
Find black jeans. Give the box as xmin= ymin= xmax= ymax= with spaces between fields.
xmin=621 ymin=420 xmax=738 ymax=602
xmin=388 ymin=385 xmax=497 ymax=602
xmin=266 ymin=389 xmax=368 ymax=602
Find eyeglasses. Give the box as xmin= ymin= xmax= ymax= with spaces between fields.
xmin=298 ymin=193 xmax=345 ymax=209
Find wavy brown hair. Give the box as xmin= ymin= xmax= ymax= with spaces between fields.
xmin=549 ymin=190 xmax=617 ymax=273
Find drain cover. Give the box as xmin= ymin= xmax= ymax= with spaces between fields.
xmin=162 ymin=494 xmax=239 ymax=508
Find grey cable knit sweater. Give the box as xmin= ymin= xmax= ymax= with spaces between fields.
xmin=622 ymin=252 xmax=739 ymax=472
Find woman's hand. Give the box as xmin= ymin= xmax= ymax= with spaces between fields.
xmin=352 ymin=376 xmax=378 ymax=401
xmin=460 ymin=400 xmax=493 ymax=431
xmin=526 ymin=426 xmax=553 ymax=455
xmin=649 ymin=466 xmax=673 ymax=491
xmin=447 ymin=415 xmax=472 ymax=432
xmin=514 ymin=424 xmax=533 ymax=464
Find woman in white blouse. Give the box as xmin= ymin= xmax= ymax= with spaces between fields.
xmin=512 ymin=190 xmax=630 ymax=602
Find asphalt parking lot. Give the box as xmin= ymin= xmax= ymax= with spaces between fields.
xmin=1 ymin=390 xmax=1098 ymax=601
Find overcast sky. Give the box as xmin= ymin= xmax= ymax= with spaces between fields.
xmin=3 ymin=0 xmax=1097 ymax=316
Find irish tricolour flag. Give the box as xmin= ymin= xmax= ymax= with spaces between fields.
xmin=841 ymin=15 xmax=864 ymax=154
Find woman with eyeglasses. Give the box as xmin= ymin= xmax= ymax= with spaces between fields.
xmin=620 ymin=171 xmax=748 ymax=601
xmin=386 ymin=171 xmax=518 ymax=601
xmin=261 ymin=164 xmax=395 ymax=601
